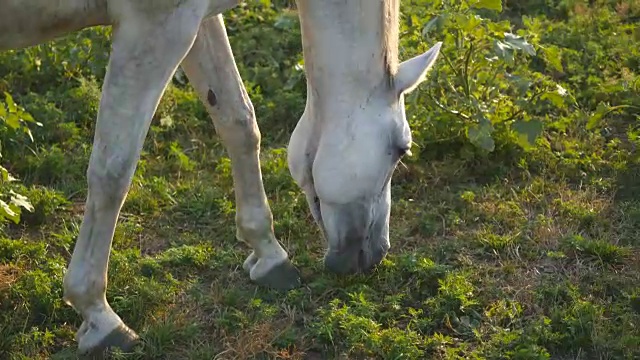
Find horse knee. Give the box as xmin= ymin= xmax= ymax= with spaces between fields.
xmin=86 ymin=156 xmax=136 ymax=204
xmin=216 ymin=103 xmax=261 ymax=152
xmin=63 ymin=268 xmax=106 ymax=311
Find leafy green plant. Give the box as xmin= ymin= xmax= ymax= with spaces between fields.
xmin=407 ymin=0 xmax=569 ymax=153
xmin=0 ymin=92 xmax=39 ymax=224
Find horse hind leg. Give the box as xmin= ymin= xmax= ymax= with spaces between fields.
xmin=61 ymin=7 xmax=205 ymax=356
xmin=180 ymin=14 xmax=301 ymax=290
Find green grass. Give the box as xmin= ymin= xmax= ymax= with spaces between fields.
xmin=1 ymin=1 xmax=640 ymax=359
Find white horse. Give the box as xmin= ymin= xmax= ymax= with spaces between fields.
xmin=1 ymin=0 xmax=441 ymax=356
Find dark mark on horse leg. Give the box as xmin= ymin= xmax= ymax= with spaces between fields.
xmin=207 ymin=89 xmax=217 ymax=107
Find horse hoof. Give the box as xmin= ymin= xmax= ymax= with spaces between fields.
xmin=78 ymin=323 xmax=140 ymax=359
xmin=253 ymin=259 xmax=302 ymax=291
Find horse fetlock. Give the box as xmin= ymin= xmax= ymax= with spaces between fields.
xmin=235 ymin=208 xmax=287 ymax=255
xmin=63 ymin=272 xmax=105 ymax=311
xmin=236 ymin=210 xmax=273 ymax=242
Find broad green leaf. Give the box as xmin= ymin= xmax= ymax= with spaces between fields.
xmin=422 ymin=14 xmax=447 ymax=39
xmin=0 ymin=166 xmax=15 ymax=182
xmin=0 ymin=103 xmax=6 ymax=118
xmin=512 ymin=119 xmax=543 ymax=149
xmin=0 ymin=167 xmax=6 ymax=181
xmin=543 ymin=45 xmax=563 ymax=72
xmin=422 ymin=15 xmax=440 ymax=35
xmin=10 ymin=191 xmax=34 ymax=212
xmin=587 ymin=102 xmax=609 ymax=130
xmin=0 ymin=199 xmax=20 ymax=223
xmin=541 ymin=92 xmax=565 ymax=108
xmin=493 ymin=40 xmax=514 ymax=64
xmin=20 ymin=111 xmax=37 ymax=124
xmin=506 ymin=74 xmax=533 ymax=94
xmin=454 ymin=13 xmax=483 ymax=32
xmin=467 ymin=122 xmax=495 ymax=152
xmin=5 ymin=113 xmax=20 ymax=130
xmin=408 ymin=14 xmax=418 ymax=28
xmin=472 ymin=0 xmax=503 ymax=12
xmin=4 ymin=92 xmax=17 ymax=113
xmin=503 ymin=32 xmax=536 ymax=56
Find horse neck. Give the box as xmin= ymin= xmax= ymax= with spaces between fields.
xmin=296 ymin=0 xmax=398 ymax=111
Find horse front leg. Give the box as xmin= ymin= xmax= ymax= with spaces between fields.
xmin=180 ymin=14 xmax=301 ymax=290
xmin=61 ymin=7 xmax=205 ymax=356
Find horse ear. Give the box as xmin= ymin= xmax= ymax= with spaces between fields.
xmin=394 ymin=42 xmax=442 ymax=95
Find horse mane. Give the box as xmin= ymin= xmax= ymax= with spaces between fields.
xmin=382 ymin=0 xmax=400 ymax=85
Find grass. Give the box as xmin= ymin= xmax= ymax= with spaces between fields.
xmin=1 ymin=1 xmax=640 ymax=359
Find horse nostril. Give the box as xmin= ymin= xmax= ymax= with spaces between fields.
xmin=371 ymin=246 xmax=388 ymax=266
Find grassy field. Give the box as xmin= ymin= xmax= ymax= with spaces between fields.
xmin=1 ymin=0 xmax=639 ymax=359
